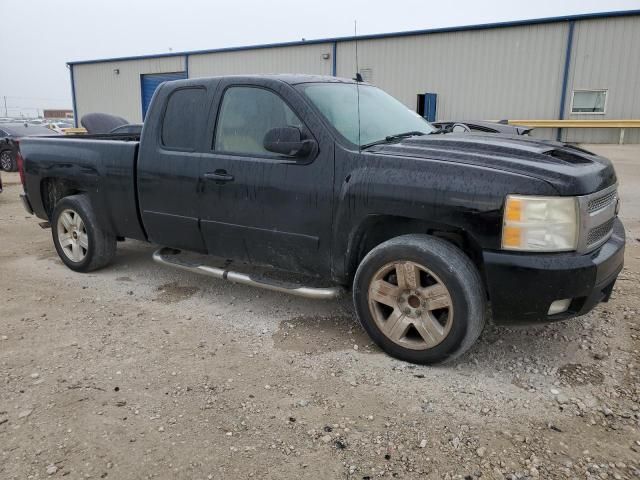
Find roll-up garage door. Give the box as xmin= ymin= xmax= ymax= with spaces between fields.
xmin=141 ymin=72 xmax=187 ymax=119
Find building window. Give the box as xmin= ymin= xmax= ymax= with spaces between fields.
xmin=571 ymin=89 xmax=607 ymax=114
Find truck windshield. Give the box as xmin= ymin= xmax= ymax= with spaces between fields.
xmin=297 ymin=83 xmax=436 ymax=148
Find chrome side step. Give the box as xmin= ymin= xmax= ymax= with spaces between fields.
xmin=152 ymin=247 xmax=343 ymax=300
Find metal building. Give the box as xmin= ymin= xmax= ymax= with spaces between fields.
xmin=69 ymin=9 xmax=640 ymax=143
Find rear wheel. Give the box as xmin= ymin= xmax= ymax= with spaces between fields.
xmin=353 ymin=234 xmax=485 ymax=364
xmin=52 ymin=195 xmax=116 ymax=272
xmin=0 ymin=150 xmax=16 ymax=172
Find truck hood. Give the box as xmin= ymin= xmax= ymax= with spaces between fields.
xmin=371 ymin=133 xmax=616 ymax=195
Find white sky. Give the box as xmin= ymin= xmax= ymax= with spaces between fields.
xmin=1 ymin=0 xmax=640 ymax=117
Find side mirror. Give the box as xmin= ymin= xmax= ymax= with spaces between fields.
xmin=263 ymin=126 xmax=315 ymax=157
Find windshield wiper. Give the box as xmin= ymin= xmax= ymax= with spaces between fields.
xmin=361 ymin=131 xmax=427 ymax=150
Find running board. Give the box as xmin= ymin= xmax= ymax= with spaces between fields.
xmin=152 ymin=247 xmax=343 ymax=300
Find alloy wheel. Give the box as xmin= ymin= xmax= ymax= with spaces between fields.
xmin=57 ymin=209 xmax=89 ymax=262
xmin=0 ymin=151 xmax=12 ymax=171
xmin=367 ymin=261 xmax=453 ymax=350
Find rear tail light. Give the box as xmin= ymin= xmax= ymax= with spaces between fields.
xmin=15 ymin=140 xmax=25 ymax=186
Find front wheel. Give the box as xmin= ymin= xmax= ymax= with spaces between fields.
xmin=0 ymin=150 xmax=16 ymax=172
xmin=353 ymin=234 xmax=486 ymax=364
xmin=52 ymin=195 xmax=117 ymax=272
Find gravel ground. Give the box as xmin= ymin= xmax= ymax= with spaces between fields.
xmin=1 ymin=145 xmax=639 ymax=479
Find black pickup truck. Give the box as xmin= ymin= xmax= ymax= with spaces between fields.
xmin=18 ymin=74 xmax=624 ymax=364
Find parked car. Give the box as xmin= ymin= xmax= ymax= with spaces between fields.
xmin=46 ymin=121 xmax=75 ymax=134
xmin=18 ymin=75 xmax=623 ymax=364
xmin=0 ymin=123 xmax=57 ymax=172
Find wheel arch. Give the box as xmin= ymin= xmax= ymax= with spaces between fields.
xmin=40 ymin=177 xmax=86 ymax=221
xmin=345 ymin=215 xmax=486 ymax=290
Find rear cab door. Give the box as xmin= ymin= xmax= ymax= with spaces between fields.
xmin=198 ymin=77 xmax=335 ymax=277
xmin=137 ymin=79 xmax=218 ymax=252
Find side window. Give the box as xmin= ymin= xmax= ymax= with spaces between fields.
xmin=214 ymin=86 xmax=303 ymax=155
xmin=161 ymin=87 xmax=206 ymax=150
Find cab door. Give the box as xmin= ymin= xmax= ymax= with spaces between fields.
xmin=198 ymin=79 xmax=334 ymax=277
xmin=138 ymin=82 xmax=214 ymax=252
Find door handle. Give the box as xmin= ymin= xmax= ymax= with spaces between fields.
xmin=203 ymin=170 xmax=234 ymax=184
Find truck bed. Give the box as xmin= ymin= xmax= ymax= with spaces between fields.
xmin=19 ymin=135 xmax=146 ymax=241
xmin=49 ymin=132 xmax=141 ymax=142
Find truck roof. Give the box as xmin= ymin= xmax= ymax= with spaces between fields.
xmin=166 ymin=74 xmax=360 ymax=87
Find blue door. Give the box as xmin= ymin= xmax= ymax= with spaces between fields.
xmin=141 ymin=72 xmax=187 ymax=119
xmin=423 ymin=93 xmax=437 ymax=122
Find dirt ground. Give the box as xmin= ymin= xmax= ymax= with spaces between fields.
xmin=1 ymin=145 xmax=639 ymax=479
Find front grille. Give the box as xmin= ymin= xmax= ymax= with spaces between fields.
xmin=577 ymin=185 xmax=618 ymax=253
xmin=588 ymin=190 xmax=617 ymax=213
xmin=587 ymin=218 xmax=615 ymax=247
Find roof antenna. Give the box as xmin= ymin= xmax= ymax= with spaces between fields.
xmin=353 ymin=20 xmax=363 ymax=83
xmin=354 ymin=20 xmax=362 ymax=150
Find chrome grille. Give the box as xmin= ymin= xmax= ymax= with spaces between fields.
xmin=587 ymin=218 xmax=615 ymax=247
xmin=588 ymin=190 xmax=617 ymax=213
xmin=577 ymin=184 xmax=618 ymax=253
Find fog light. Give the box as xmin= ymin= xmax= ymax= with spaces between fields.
xmin=548 ymin=299 xmax=571 ymax=315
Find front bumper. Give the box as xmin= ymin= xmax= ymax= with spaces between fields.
xmin=483 ymin=218 xmax=625 ymax=324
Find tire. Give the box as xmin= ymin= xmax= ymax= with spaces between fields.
xmin=0 ymin=149 xmax=16 ymax=172
xmin=353 ymin=234 xmax=485 ymax=364
xmin=51 ymin=195 xmax=117 ymax=272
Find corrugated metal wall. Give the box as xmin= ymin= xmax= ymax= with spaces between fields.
xmin=71 ymin=14 xmax=640 ymax=143
xmin=335 ymin=23 xmax=568 ymax=123
xmin=188 ymin=43 xmax=334 ymax=77
xmin=73 ymin=56 xmax=186 ymax=123
xmin=562 ymin=16 xmax=640 ymax=143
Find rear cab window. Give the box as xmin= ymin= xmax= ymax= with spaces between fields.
xmin=161 ymin=87 xmax=207 ymax=151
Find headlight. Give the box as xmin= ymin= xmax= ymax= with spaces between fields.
xmin=502 ymin=195 xmax=578 ymax=252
